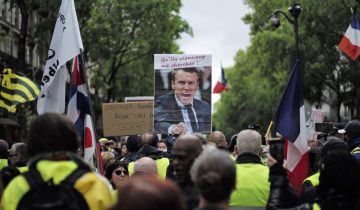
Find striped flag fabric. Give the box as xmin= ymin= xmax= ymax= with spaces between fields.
xmin=213 ymin=66 xmax=229 ymax=93
xmin=273 ymin=60 xmax=309 ymax=194
xmin=339 ymin=15 xmax=360 ymax=60
xmin=67 ymin=56 xmax=96 ymax=165
xmin=0 ymin=68 xmax=39 ymax=113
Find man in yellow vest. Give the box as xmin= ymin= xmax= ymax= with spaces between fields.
xmin=128 ymin=132 xmax=169 ymax=179
xmin=301 ymin=136 xmax=348 ymax=203
xmin=8 ymin=142 xmax=28 ymax=172
xmin=229 ymin=129 xmax=270 ymax=207
xmin=1 ymin=113 xmax=113 ymax=210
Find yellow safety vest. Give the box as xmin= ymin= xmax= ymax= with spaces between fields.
xmin=351 ymin=146 xmax=360 ymax=154
xmin=230 ymin=163 xmax=270 ymax=207
xmin=0 ymin=159 xmax=8 ymax=170
xmin=313 ymin=203 xmax=321 ymax=210
xmin=303 ymin=172 xmax=320 ymax=187
xmin=128 ymin=157 xmax=170 ymax=179
xmin=1 ymin=160 xmax=114 ymax=210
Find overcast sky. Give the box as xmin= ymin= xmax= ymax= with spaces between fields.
xmin=176 ymin=0 xmax=252 ymax=104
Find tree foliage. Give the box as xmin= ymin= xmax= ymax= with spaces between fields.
xmin=214 ymin=0 xmax=360 ymax=139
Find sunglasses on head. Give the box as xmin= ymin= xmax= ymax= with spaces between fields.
xmin=114 ymin=169 xmax=128 ymax=176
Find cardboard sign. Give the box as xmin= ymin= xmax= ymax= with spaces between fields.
xmin=102 ymin=102 xmax=153 ymax=136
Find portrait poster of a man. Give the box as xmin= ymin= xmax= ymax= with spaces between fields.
xmin=154 ymin=54 xmax=212 ymax=135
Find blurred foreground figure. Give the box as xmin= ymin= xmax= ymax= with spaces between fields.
xmin=267 ymin=152 xmax=360 ymax=210
xmin=110 ymin=176 xmax=186 ymax=210
xmin=2 ymin=113 xmax=113 ymax=210
xmin=172 ymin=135 xmax=203 ymax=210
xmin=191 ymin=147 xmax=236 ymax=210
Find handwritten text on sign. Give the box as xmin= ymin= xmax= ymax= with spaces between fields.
xmin=102 ymin=102 xmax=153 ymax=136
xmin=154 ymin=54 xmax=212 ymax=69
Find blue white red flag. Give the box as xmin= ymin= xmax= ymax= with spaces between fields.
xmin=213 ymin=66 xmax=229 ymax=94
xmin=339 ymin=15 xmax=360 ymax=60
xmin=273 ymin=60 xmax=309 ymax=194
xmin=67 ymin=56 xmax=96 ymax=165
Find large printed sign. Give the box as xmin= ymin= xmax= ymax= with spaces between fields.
xmin=102 ymin=102 xmax=153 ymax=136
xmin=154 ymin=54 xmax=212 ymax=134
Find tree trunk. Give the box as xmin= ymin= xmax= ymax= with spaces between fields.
xmin=17 ymin=0 xmax=28 ymax=73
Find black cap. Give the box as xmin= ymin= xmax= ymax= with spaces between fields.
xmin=320 ymin=136 xmax=348 ymax=158
xmin=340 ymin=120 xmax=360 ymax=139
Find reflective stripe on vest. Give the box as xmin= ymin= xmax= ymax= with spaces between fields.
xmin=229 ymin=163 xmax=270 ymax=207
xmin=351 ymin=147 xmax=360 ymax=154
xmin=303 ymin=172 xmax=320 ymax=187
xmin=128 ymin=157 xmax=170 ymax=179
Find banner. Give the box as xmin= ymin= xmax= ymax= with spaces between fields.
xmin=154 ymin=54 xmax=212 ymax=134
xmin=37 ymin=0 xmax=83 ymax=114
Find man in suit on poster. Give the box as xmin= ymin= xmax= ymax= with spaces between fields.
xmin=154 ymin=67 xmax=211 ymax=135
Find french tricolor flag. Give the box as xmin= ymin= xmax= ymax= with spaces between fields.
xmin=67 ymin=55 xmax=96 ymax=166
xmin=273 ymin=60 xmax=309 ymax=194
xmin=339 ymin=15 xmax=360 ymax=60
xmin=213 ymin=66 xmax=229 ymax=94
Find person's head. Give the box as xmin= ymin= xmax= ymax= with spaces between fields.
xmin=192 ymin=133 xmax=207 ymax=145
xmin=110 ymin=176 xmax=186 ymax=210
xmin=172 ymin=135 xmax=203 ymax=184
xmin=171 ymin=68 xmax=200 ymax=105
xmin=99 ymin=138 xmax=109 ymax=148
xmin=228 ymin=134 xmax=237 ymax=154
xmin=0 ymin=140 xmax=9 ymax=159
xmin=320 ymin=136 xmax=348 ymax=159
xmin=191 ymin=147 xmax=236 ymax=204
xmin=133 ymin=157 xmax=158 ymax=177
xmin=318 ymin=152 xmax=360 ymax=209
xmin=140 ymin=132 xmax=159 ymax=148
xmin=126 ymin=135 xmax=141 ymax=153
xmin=101 ymin=151 xmax=115 ymax=171
xmin=8 ymin=142 xmax=28 ymax=167
xmin=105 ymin=161 xmax=129 ymax=190
xmin=208 ymin=131 xmax=227 ymax=150
xmin=120 ymin=143 xmax=128 ymax=157
xmin=27 ymin=113 xmax=79 ymax=158
xmin=158 ymin=140 xmax=168 ymax=152
xmin=235 ymin=129 xmax=262 ymax=156
xmin=341 ymin=119 xmax=360 ymax=148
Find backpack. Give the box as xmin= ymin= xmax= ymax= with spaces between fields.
xmin=17 ymin=153 xmax=91 ymax=210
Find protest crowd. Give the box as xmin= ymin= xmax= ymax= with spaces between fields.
xmin=1 ymin=0 xmax=360 ymax=209
xmin=0 ymin=113 xmax=358 ymax=210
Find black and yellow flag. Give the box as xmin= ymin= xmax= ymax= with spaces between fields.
xmin=0 ymin=68 xmax=39 ymax=113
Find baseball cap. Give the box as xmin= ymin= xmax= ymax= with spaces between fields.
xmin=338 ymin=120 xmax=360 ymax=138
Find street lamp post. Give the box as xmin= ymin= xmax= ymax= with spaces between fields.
xmin=271 ymin=4 xmax=302 ymax=59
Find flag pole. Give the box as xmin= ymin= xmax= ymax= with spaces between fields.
xmin=78 ymin=51 xmax=104 ymax=174
xmin=264 ymin=121 xmax=273 ymax=143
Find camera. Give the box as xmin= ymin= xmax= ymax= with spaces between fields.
xmin=315 ymin=123 xmax=334 ymax=145
xmin=315 ymin=123 xmax=334 ymax=133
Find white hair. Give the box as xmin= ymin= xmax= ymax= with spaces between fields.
xmin=236 ymin=129 xmax=262 ymax=156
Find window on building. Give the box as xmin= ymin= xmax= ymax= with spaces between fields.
xmin=0 ymin=0 xmax=6 ymax=19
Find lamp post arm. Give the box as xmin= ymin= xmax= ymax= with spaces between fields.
xmin=274 ymin=10 xmax=294 ymax=25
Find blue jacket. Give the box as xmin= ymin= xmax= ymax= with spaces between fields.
xmin=154 ymin=92 xmax=211 ymax=133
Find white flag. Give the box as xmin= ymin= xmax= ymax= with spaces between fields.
xmin=37 ymin=0 xmax=83 ymax=114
